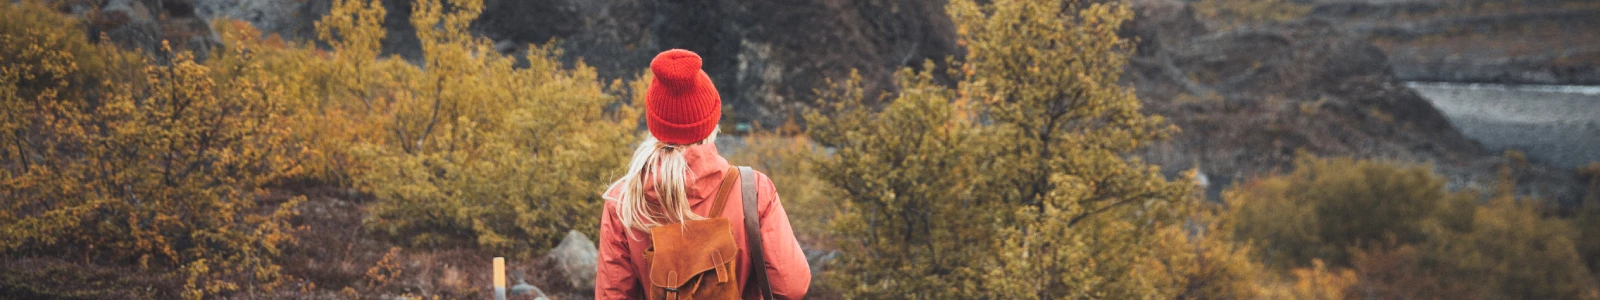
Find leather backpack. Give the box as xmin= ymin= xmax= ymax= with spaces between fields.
xmin=642 ymin=166 xmax=775 ymax=300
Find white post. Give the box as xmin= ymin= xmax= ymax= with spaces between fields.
xmin=493 ymin=257 xmax=507 ymax=300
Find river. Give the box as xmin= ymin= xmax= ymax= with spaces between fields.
xmin=1406 ymin=82 xmax=1600 ymax=169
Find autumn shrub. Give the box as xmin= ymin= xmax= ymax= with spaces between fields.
xmin=1415 ymin=189 xmax=1598 ymax=300
xmin=1225 ymin=154 xmax=1469 ymax=268
xmin=1229 ymin=155 xmax=1600 ymax=299
xmin=0 ymin=1 xmax=305 ymax=298
xmin=209 ymin=9 xmax=422 ymax=185
xmin=723 ymin=122 xmax=841 ymax=246
xmin=212 ymin=0 xmax=641 ymax=256
xmin=1347 ymin=242 xmax=1469 ymax=300
xmin=810 ymin=67 xmax=993 ymax=298
xmin=1151 ymin=205 xmax=1269 ymax=300
xmin=805 ymin=0 xmax=1270 ymax=298
xmin=268 ymin=0 xmax=643 ymax=255
xmin=1255 ymin=259 xmax=1359 ymax=300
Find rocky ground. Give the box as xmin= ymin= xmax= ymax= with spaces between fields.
xmin=1309 ymin=0 xmax=1600 ymax=85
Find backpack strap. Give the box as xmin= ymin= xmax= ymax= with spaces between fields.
xmin=708 ymin=166 xmax=739 ymax=216
xmin=739 ymin=166 xmax=776 ymax=300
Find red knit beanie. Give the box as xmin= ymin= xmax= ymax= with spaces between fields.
xmin=646 ymin=49 xmax=721 ymax=145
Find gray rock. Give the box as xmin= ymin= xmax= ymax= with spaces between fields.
xmin=510 ymin=271 xmax=550 ymax=300
xmin=195 ymin=0 xmax=315 ymax=37
xmin=102 ymin=0 xmax=156 ymax=24
xmin=802 ymin=249 xmax=838 ymax=279
xmin=85 ymin=0 xmax=221 ymax=61
xmin=545 ymin=230 xmax=597 ymax=290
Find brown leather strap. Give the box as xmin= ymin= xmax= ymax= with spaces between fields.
xmin=740 ymin=166 xmax=775 ymax=300
xmin=708 ymin=166 xmax=739 ymax=217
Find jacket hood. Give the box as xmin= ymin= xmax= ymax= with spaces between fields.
xmin=603 ymin=142 xmax=731 ymax=206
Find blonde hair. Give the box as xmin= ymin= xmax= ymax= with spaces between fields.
xmin=615 ymin=127 xmax=720 ymax=232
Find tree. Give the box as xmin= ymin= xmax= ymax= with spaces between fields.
xmin=809 ymin=0 xmax=1209 ymax=298
xmin=809 ymin=68 xmax=990 ymax=298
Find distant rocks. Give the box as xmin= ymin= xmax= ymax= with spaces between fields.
xmin=80 ymin=0 xmax=221 ymax=61
xmin=1391 ymin=57 xmax=1600 ymax=86
xmin=1126 ymin=0 xmax=1586 ymax=205
xmin=194 ymin=0 xmax=321 ymax=40
xmin=1308 ymin=0 xmax=1600 ymax=85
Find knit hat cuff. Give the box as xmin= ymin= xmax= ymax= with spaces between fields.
xmin=647 ymin=108 xmax=720 ymax=145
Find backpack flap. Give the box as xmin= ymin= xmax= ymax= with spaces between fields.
xmin=647 ymin=217 xmax=740 ymax=289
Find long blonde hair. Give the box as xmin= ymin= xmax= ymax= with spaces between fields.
xmin=615 ymin=127 xmax=719 ymax=232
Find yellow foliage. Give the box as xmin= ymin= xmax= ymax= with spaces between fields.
xmin=269 ymin=0 xmax=644 ymax=254
xmin=4 ymin=0 xmax=641 ymax=296
xmin=1226 ymin=154 xmax=1465 ymax=268
xmin=1155 ymin=206 xmax=1268 ymax=300
xmin=1 ymin=2 xmax=305 ymax=298
xmin=213 ymin=0 xmax=641 ymax=255
xmin=808 ymin=0 xmax=1241 ymax=297
xmin=1420 ymin=192 xmax=1599 ymax=300
xmin=1256 ymin=259 xmax=1358 ymax=300
xmin=724 ymin=123 xmax=841 ymax=245
xmin=810 ymin=68 xmax=991 ymax=298
xmin=1228 ymin=154 xmax=1600 ymax=299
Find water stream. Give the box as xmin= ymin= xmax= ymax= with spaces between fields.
xmin=1406 ymin=82 xmax=1600 ymax=168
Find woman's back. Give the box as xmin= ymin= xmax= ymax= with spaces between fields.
xmin=594 ymin=49 xmax=810 ymax=300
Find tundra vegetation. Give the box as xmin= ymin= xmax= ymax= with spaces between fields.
xmin=1 ymin=0 xmax=1598 ymax=298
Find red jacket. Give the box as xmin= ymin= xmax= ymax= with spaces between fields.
xmin=596 ymin=143 xmax=811 ymax=299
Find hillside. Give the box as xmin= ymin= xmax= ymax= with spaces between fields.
xmin=1308 ymin=0 xmax=1600 ymax=85
xmin=10 ymin=0 xmax=1598 ymax=298
xmin=1127 ymin=0 xmax=1586 ymax=204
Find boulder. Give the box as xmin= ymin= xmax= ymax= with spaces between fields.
xmin=544 ymin=230 xmax=597 ymax=291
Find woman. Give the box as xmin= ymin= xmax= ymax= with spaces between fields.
xmin=596 ymin=49 xmax=810 ymax=299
